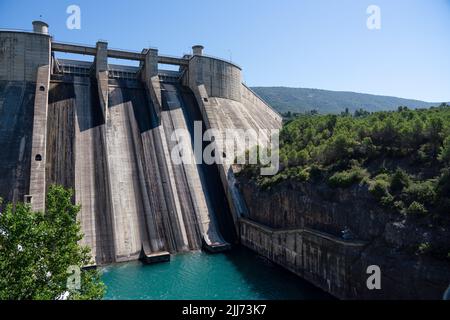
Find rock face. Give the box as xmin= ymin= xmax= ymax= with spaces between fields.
xmin=238 ymin=178 xmax=450 ymax=299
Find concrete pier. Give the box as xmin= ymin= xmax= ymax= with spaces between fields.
xmin=29 ymin=65 xmax=50 ymax=212
xmin=140 ymin=251 xmax=171 ymax=264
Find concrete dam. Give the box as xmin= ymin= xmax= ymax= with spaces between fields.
xmin=0 ymin=21 xmax=282 ymax=265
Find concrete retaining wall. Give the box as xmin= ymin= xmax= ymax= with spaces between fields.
xmin=240 ymin=218 xmax=367 ymax=299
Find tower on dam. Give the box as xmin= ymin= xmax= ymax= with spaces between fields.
xmin=0 ymin=21 xmax=282 ymax=264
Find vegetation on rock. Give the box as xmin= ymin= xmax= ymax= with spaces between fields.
xmin=240 ymin=104 xmax=450 ymax=221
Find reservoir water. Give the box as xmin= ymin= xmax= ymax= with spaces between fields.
xmin=101 ymin=247 xmax=332 ymax=300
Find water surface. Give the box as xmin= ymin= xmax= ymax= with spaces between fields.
xmin=101 ymin=247 xmax=332 ymax=300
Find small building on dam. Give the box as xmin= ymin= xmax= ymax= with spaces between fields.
xmin=0 ymin=21 xmax=282 ymax=265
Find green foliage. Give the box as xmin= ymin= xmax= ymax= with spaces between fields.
xmin=417 ymin=242 xmax=432 ymax=255
xmin=435 ymin=168 xmax=450 ymax=215
xmin=242 ymin=105 xmax=450 ymax=219
xmin=328 ymin=166 xmax=368 ymax=188
xmin=380 ymin=194 xmax=395 ymax=207
xmin=252 ymin=86 xmax=438 ymax=114
xmin=354 ymin=108 xmax=371 ymax=117
xmin=322 ymin=133 xmax=357 ymax=165
xmin=368 ymin=175 xmax=391 ymax=199
xmin=0 ymin=185 xmax=105 ymax=300
xmin=438 ymin=136 xmax=450 ymax=163
xmin=404 ymin=180 xmax=437 ymax=206
xmin=406 ymin=201 xmax=428 ymax=216
xmin=390 ymin=169 xmax=411 ymax=193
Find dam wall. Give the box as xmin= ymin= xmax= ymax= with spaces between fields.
xmin=29 ymin=64 xmax=50 ymax=211
xmin=0 ymin=26 xmax=51 ymax=209
xmin=0 ymin=29 xmax=50 ymax=82
xmin=45 ymin=66 xmax=235 ymax=263
xmin=46 ymin=75 xmax=115 ymax=262
xmin=183 ymin=51 xmax=242 ymax=102
xmin=185 ymin=65 xmax=282 ymax=233
xmin=0 ymin=81 xmax=35 ymax=205
xmin=0 ymin=22 xmax=281 ymax=265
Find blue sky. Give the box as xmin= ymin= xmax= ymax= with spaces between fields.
xmin=1 ymin=0 xmax=449 ymax=102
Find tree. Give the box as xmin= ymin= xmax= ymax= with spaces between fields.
xmin=426 ymin=117 xmax=444 ymax=157
xmin=438 ymin=136 xmax=450 ymax=163
xmin=354 ymin=108 xmax=370 ymax=117
xmin=341 ymin=108 xmax=350 ymax=116
xmin=390 ymin=168 xmax=411 ymax=193
xmin=0 ymin=185 xmax=105 ymax=300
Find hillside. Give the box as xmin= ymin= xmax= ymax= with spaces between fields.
xmin=236 ymin=104 xmax=450 ymax=299
xmin=251 ymin=86 xmax=445 ymax=114
xmin=240 ymin=103 xmax=450 ymax=218
xmin=239 ymin=104 xmax=450 ymax=252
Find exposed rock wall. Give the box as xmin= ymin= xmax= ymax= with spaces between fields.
xmin=238 ymin=179 xmax=450 ymax=299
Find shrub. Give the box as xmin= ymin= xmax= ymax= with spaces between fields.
xmin=359 ymin=137 xmax=377 ymax=158
xmin=406 ymin=201 xmax=428 ymax=216
xmin=380 ymin=194 xmax=395 ymax=207
xmin=390 ymin=169 xmax=411 ymax=193
xmin=393 ymin=200 xmax=405 ymax=211
xmin=438 ymin=136 xmax=450 ymax=163
xmin=308 ymin=164 xmax=323 ymax=181
xmin=258 ymin=173 xmax=286 ymax=189
xmin=435 ymin=169 xmax=450 ymax=215
xmin=295 ymin=167 xmax=310 ymax=182
xmin=436 ymin=168 xmax=450 ymax=196
xmin=417 ymin=242 xmax=432 ymax=255
xmin=322 ymin=133 xmax=356 ymax=165
xmin=369 ymin=177 xmax=391 ymax=199
xmin=328 ymin=167 xmax=368 ymax=188
xmin=404 ymin=180 xmax=436 ymax=205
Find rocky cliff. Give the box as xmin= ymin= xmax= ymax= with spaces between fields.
xmin=237 ymin=177 xmax=450 ymax=299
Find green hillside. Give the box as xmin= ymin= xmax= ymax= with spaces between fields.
xmin=239 ymin=104 xmax=450 ymax=230
xmin=251 ymin=86 xmax=446 ymax=115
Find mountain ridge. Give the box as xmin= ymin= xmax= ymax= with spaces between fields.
xmin=251 ymin=86 xmax=448 ymax=114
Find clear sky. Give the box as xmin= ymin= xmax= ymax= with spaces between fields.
xmin=1 ymin=0 xmax=449 ymax=102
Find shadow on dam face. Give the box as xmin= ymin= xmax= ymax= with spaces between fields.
xmin=160 ymin=82 xmax=237 ymax=243
xmin=48 ymin=76 xmax=105 ymax=132
xmin=0 ymin=81 xmax=35 ymax=205
xmin=108 ymin=79 xmax=157 ymax=133
xmin=44 ymin=73 xmax=237 ymax=263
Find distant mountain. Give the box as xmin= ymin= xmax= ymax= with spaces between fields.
xmin=251 ymin=86 xmax=446 ymax=115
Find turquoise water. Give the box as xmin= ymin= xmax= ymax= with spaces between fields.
xmin=101 ymin=247 xmax=332 ymax=300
